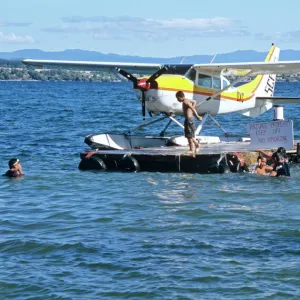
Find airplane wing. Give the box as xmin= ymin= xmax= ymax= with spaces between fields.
xmin=23 ymin=58 xmax=300 ymax=76
xmin=256 ymin=96 xmax=300 ymax=105
xmin=193 ymin=61 xmax=300 ymax=76
xmin=22 ymin=59 xmax=164 ymax=74
xmin=22 ymin=59 xmax=193 ymax=75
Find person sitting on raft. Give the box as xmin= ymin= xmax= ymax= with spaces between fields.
xmin=4 ymin=158 xmax=24 ymax=178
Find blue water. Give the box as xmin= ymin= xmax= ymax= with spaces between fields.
xmin=1 ymin=81 xmax=300 ymax=299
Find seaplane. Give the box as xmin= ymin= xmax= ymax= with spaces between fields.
xmin=22 ymin=44 xmax=300 ymax=173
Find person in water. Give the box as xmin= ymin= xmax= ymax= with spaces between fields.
xmin=176 ymin=91 xmax=202 ymax=155
xmin=254 ymin=157 xmax=273 ymax=175
xmin=4 ymin=158 xmax=24 ymax=178
xmin=257 ymin=147 xmax=290 ymax=177
xmin=270 ymin=151 xmax=290 ymax=177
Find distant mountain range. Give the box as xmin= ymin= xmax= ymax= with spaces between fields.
xmin=1 ymin=48 xmax=300 ymax=64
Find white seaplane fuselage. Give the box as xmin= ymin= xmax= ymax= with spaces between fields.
xmin=134 ymin=45 xmax=279 ymax=119
xmin=21 ymin=44 xmax=300 ymax=150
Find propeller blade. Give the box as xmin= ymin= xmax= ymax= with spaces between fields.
xmin=117 ymin=67 xmax=168 ymax=120
xmin=142 ymin=90 xmax=146 ymax=120
xmin=116 ymin=68 xmax=138 ymax=84
xmin=146 ymin=66 xmax=168 ymax=84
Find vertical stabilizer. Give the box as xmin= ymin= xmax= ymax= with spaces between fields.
xmin=240 ymin=44 xmax=280 ymax=117
xmin=254 ymin=44 xmax=280 ymax=97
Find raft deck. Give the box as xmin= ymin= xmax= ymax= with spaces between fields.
xmin=79 ymin=141 xmax=300 ymax=173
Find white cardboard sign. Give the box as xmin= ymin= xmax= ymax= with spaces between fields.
xmin=247 ymin=120 xmax=294 ymax=150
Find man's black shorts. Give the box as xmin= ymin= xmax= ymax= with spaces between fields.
xmin=184 ymin=117 xmax=196 ymax=139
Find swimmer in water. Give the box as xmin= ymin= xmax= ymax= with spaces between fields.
xmin=4 ymin=158 xmax=24 ymax=178
xmin=254 ymin=157 xmax=273 ymax=175
xmin=257 ymin=147 xmax=290 ymax=177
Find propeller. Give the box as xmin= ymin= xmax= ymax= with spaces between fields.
xmin=146 ymin=66 xmax=168 ymax=84
xmin=116 ymin=68 xmax=138 ymax=84
xmin=116 ymin=66 xmax=169 ymax=119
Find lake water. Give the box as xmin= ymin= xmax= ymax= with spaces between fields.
xmin=0 ymin=81 xmax=300 ymax=299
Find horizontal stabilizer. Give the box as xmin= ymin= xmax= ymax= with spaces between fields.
xmin=256 ymin=96 xmax=300 ymax=105
xmin=241 ymin=95 xmax=300 ymax=118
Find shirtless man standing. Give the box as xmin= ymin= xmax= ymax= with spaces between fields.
xmin=176 ymin=91 xmax=202 ymax=155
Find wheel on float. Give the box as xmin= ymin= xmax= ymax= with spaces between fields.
xmin=78 ymin=156 xmax=107 ymax=171
xmin=118 ymin=156 xmax=140 ymax=172
xmin=208 ymin=163 xmax=230 ymax=174
xmin=217 ymin=163 xmax=230 ymax=174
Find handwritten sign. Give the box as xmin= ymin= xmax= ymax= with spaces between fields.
xmin=247 ymin=120 xmax=294 ymax=150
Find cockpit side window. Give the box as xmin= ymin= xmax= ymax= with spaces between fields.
xmin=212 ymin=77 xmax=221 ymax=90
xmin=198 ymin=74 xmax=212 ymax=88
xmin=187 ymin=71 xmax=231 ymax=90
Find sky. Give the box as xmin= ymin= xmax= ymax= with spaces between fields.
xmin=1 ymin=0 xmax=300 ymax=58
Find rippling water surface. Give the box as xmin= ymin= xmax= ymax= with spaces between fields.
xmin=1 ymin=81 xmax=300 ymax=299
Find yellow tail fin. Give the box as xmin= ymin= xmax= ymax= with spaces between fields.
xmin=242 ymin=44 xmax=280 ymax=97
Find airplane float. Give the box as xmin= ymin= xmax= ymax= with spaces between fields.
xmin=23 ymin=44 xmax=300 ymax=151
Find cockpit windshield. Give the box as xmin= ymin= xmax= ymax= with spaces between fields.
xmin=185 ymin=68 xmax=196 ymax=81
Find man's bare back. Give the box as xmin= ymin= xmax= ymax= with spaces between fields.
xmin=182 ymin=99 xmax=196 ymax=119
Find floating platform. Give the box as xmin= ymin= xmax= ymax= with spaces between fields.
xmin=78 ymin=135 xmax=300 ymax=174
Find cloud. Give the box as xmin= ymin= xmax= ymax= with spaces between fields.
xmin=254 ymin=33 xmax=273 ymax=41
xmin=93 ymin=32 xmax=126 ymax=40
xmin=61 ymin=16 xmax=144 ymax=23
xmin=277 ymin=30 xmax=300 ymax=42
xmin=0 ymin=32 xmax=35 ymax=44
xmin=253 ymin=30 xmax=300 ymax=43
xmin=6 ymin=21 xmax=32 ymax=27
xmin=0 ymin=19 xmax=32 ymax=27
xmin=43 ymin=16 xmax=250 ymax=41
